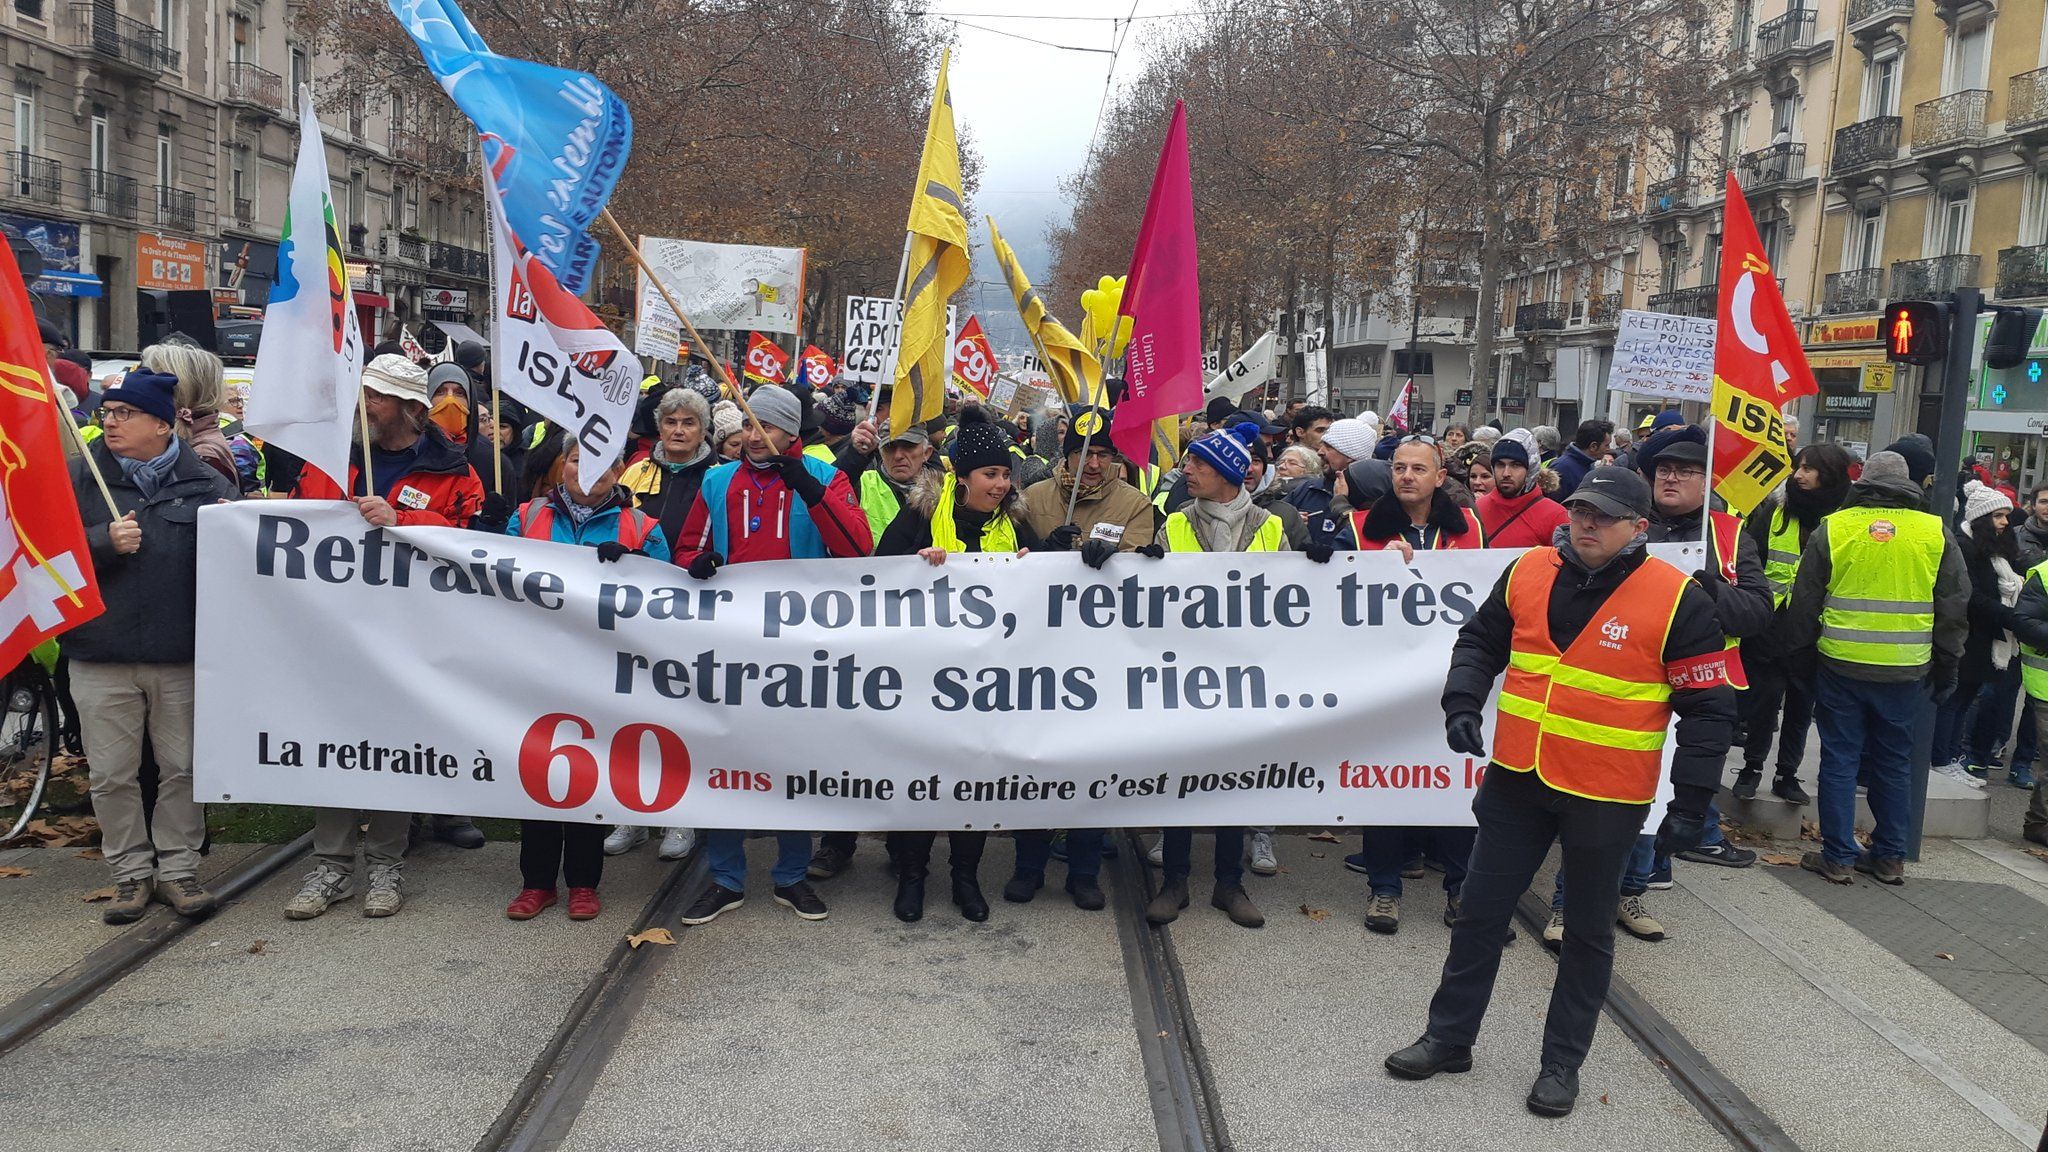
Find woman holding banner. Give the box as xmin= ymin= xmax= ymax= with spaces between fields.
xmin=874 ymin=406 xmax=1038 ymax=923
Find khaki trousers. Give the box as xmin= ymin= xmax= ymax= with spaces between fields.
xmin=70 ymin=661 xmax=205 ymax=883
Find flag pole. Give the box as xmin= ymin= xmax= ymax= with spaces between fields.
xmin=1063 ymin=328 xmax=1119 ymax=529
xmin=872 ymin=230 xmax=915 ymax=437
xmin=51 ymin=386 xmax=119 ymax=520
xmin=357 ymin=386 xmax=374 ymax=498
xmin=599 ymin=208 xmax=772 ymax=444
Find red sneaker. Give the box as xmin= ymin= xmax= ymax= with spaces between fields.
xmin=506 ymin=888 xmax=558 ymax=920
xmin=566 ymin=887 xmax=601 ymax=920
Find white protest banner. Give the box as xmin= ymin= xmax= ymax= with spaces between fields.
xmin=195 ymin=503 xmax=1698 ymax=830
xmin=1300 ymin=326 xmax=1329 ymax=406
xmin=841 ymin=296 xmax=957 ymax=386
xmin=634 ymin=236 xmax=806 ymax=338
xmin=632 ymin=279 xmax=682 ymax=361
xmin=1611 ymin=309 xmax=1717 ymax=403
xmin=1204 ymin=331 xmax=1278 ymax=405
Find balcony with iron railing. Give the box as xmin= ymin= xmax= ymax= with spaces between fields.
xmin=1514 ymin=301 xmax=1567 ymax=332
xmin=1646 ymin=284 xmax=1718 ymax=318
xmin=233 ymin=197 xmax=252 ymax=226
xmin=1998 ymin=244 xmax=2048 ymax=300
xmin=1645 ymin=173 xmax=1690 ymax=214
xmin=1755 ymin=8 xmax=1817 ymax=62
xmin=1739 ymin=142 xmax=1806 ymax=189
xmin=71 ymin=3 xmax=178 ymax=74
xmin=388 ymin=126 xmax=427 ymax=167
xmin=1847 ymin=0 xmax=1914 ymax=36
xmin=5 ymin=152 xmax=60 ymax=207
xmin=1587 ymin=292 xmax=1622 ymax=326
xmin=2012 ymin=67 xmax=2048 ymax=137
xmin=1912 ymin=90 xmax=1990 ymax=153
xmin=155 ymin=185 xmax=197 ymax=232
xmin=1822 ymin=268 xmax=1885 ymax=315
xmin=429 ymin=241 xmax=488 ymax=278
xmin=382 ymin=232 xmax=427 ymax=263
xmin=1831 ymin=116 xmax=1902 ymax=176
xmin=82 ymin=168 xmax=137 ymax=218
xmin=1890 ymin=253 xmax=1980 ymax=301
xmin=225 ymin=62 xmax=283 ymax=112
xmin=1420 ymin=257 xmax=1477 ymax=286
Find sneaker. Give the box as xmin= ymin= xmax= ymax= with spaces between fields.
xmin=284 ymin=865 xmax=355 ymax=920
xmin=430 ymin=815 xmax=486 ymax=850
xmin=1771 ymin=774 xmax=1810 ymax=805
xmin=1854 ymin=851 xmax=1905 ymax=886
xmin=1677 ymin=842 xmax=1756 ymax=868
xmin=2011 ymin=769 xmax=2036 ymax=790
xmin=1933 ymin=760 xmax=1986 ymax=789
xmin=1364 ymin=892 xmax=1401 ymax=935
xmin=506 ymin=888 xmax=557 ymax=919
xmin=807 ymin=843 xmax=853 ymax=880
xmin=603 ymin=826 xmax=648 ymax=856
xmin=1145 ymin=837 xmax=1164 ymax=868
xmin=1732 ymin=766 xmax=1762 ymax=800
xmin=1541 ymin=910 xmax=1564 ymax=951
xmin=657 ymin=827 xmax=697 ymax=861
xmin=774 ymin=880 xmax=829 ymax=921
xmin=1615 ymin=894 xmax=1665 ymax=941
xmin=1211 ymin=883 xmax=1265 ymax=928
xmin=362 ymin=864 xmax=403 ymax=918
xmin=566 ymin=887 xmax=601 ymax=919
xmin=101 ymin=878 xmax=150 ymax=925
xmin=152 ymin=875 xmax=218 ymax=918
xmin=1646 ymin=860 xmax=1673 ymax=890
xmin=679 ymin=883 xmax=744 ymax=925
xmin=1800 ymin=851 xmax=1853 ymax=884
xmin=1248 ymin=832 xmax=1280 ymax=876
xmin=1342 ymin=851 xmax=1370 ymax=875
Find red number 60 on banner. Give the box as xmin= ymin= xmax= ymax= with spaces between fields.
xmin=519 ymin=713 xmax=693 ymax=814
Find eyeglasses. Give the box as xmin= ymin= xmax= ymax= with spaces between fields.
xmin=1567 ymin=504 xmax=1625 ymax=529
xmin=96 ymin=405 xmax=146 ymax=425
xmin=1399 ymin=434 xmax=1438 ymax=446
xmin=1656 ymin=464 xmax=1707 ymax=480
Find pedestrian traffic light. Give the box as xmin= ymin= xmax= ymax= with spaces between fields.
xmin=1985 ymin=306 xmax=2045 ymax=370
xmin=1883 ymin=300 xmax=1949 ymax=366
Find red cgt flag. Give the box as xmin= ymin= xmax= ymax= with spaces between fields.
xmin=800 ymin=345 xmax=838 ymax=390
xmin=0 ymin=240 xmax=103 ymax=672
xmin=950 ymin=315 xmax=998 ymax=399
xmin=1712 ymin=173 xmax=1818 ymax=516
xmin=743 ymin=332 xmax=790 ymax=385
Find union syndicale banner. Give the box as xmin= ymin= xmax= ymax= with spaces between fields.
xmin=194 ymin=503 xmax=1699 ymax=830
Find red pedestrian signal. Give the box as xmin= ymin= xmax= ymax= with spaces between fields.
xmin=1883 ymin=300 xmax=1949 ymax=366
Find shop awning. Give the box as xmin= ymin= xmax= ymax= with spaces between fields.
xmin=31 ymin=270 xmax=103 ymax=298
xmin=1807 ymin=349 xmax=1886 ymax=370
xmin=430 ymin=320 xmax=486 ymax=349
xmin=354 ymin=293 xmax=390 ymax=309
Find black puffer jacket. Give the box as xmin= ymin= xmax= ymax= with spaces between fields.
xmin=1443 ymin=541 xmax=1737 ymax=812
xmin=65 ymin=439 xmax=235 ymax=664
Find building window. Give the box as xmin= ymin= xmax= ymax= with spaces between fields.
xmin=1851 ymin=205 xmax=1884 ymax=269
xmin=156 ymin=128 xmax=173 ymax=186
xmin=290 ymin=48 xmax=308 ymax=102
xmin=1866 ymin=55 xmax=1900 ymax=118
xmin=1944 ymin=22 xmax=1990 ymax=95
xmin=11 ymin=92 xmax=36 ymax=155
xmin=2025 ymin=175 xmax=2048 ymax=248
xmin=1659 ymin=242 xmax=1681 ymax=293
xmin=1934 ymin=186 xmax=1971 ymax=256
xmin=1702 ymin=233 xmax=1723 ymax=282
xmin=1393 ymin=350 xmax=1435 ymax=377
xmin=1757 ymin=220 xmax=1782 ymax=266
xmin=1770 ymin=93 xmax=1797 ymax=141
xmin=14 ymin=0 xmax=44 ymax=20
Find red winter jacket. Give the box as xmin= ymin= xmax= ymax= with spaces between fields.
xmin=292 ymin=424 xmax=486 ymax=528
xmin=1476 ymin=484 xmax=1570 ymax=550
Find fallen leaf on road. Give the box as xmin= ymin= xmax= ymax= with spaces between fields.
xmin=74 ymin=848 xmax=103 ymax=860
xmin=2026 ymin=848 xmax=2048 ymax=863
xmin=0 ymin=866 xmax=31 ymax=878
xmin=1308 ymin=831 xmax=1341 ymax=843
xmin=627 ymin=927 xmax=676 ymax=949
xmin=1759 ymin=852 xmax=1802 ymax=866
xmin=1599 ymin=1094 xmax=1610 ymax=1105
xmin=81 ymin=886 xmax=116 ymax=902
xmin=247 ymin=940 xmax=268 ymax=955
xmin=1798 ymin=819 xmax=1821 ymax=841
xmin=1936 ymin=952 xmax=1955 ymax=961
xmin=1309 ymin=851 xmax=1327 ymax=859
xmin=1299 ymin=903 xmax=1329 ymax=922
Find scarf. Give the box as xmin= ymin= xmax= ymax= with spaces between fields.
xmin=1053 ymin=461 xmax=1110 ymax=506
xmin=652 ymin=440 xmax=712 ymax=471
xmin=1994 ymin=554 xmax=2024 ymax=670
xmin=116 ymin=437 xmax=183 ymax=500
xmin=556 ymin=486 xmax=612 ymax=528
xmin=1188 ymin=486 xmax=1264 ymax=553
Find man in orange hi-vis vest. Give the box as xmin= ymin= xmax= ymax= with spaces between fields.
xmin=1383 ymin=465 xmax=1736 ymax=1120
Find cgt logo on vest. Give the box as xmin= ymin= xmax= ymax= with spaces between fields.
xmin=1599 ymin=616 xmax=1630 ymax=649
xmin=1868 ymin=518 xmax=1896 ymax=542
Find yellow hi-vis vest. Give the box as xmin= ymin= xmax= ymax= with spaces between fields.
xmin=804 ymin=442 xmax=836 ymax=465
xmin=859 ymin=470 xmax=904 ymax=543
xmin=2020 ymin=560 xmax=2048 ymax=701
xmin=1162 ymin=509 xmax=1284 ymax=553
xmin=930 ymin=480 xmax=1018 ymax=554
xmin=1817 ymin=506 xmax=1943 ymax=670
xmin=1762 ymin=505 xmax=1802 ymax=610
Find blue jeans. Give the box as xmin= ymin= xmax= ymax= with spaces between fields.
xmin=1930 ymin=676 xmax=1986 ymax=767
xmin=1968 ymin=662 xmax=2024 ymax=767
xmin=706 ymin=829 xmax=812 ymax=891
xmin=1552 ymin=833 xmax=1657 ymax=907
xmin=1360 ymin=825 xmax=1473 ymax=898
xmin=1013 ymin=828 xmax=1104 ymax=881
xmin=1814 ymin=666 xmax=1920 ymax=865
xmin=1161 ymin=826 xmax=1245 ymax=887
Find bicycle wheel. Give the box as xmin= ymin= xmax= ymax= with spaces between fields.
xmin=0 ymin=664 xmax=58 ymax=843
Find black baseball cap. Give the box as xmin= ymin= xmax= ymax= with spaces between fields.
xmin=1565 ymin=465 xmax=1652 ymax=520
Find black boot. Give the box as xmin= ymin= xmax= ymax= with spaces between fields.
xmin=1526 ymin=1064 xmax=1579 ymax=1117
xmin=1732 ymin=765 xmax=1762 ymax=800
xmin=952 ymin=868 xmax=989 ymax=922
xmin=1384 ymin=1036 xmax=1473 ymax=1080
xmin=893 ymin=867 xmax=927 ymax=923
xmin=1771 ymin=773 xmax=1810 ymax=805
xmin=1003 ymin=870 xmax=1043 ymax=903
xmin=1066 ymin=875 xmax=1106 ymax=911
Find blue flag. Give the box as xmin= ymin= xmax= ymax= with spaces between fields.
xmin=388 ymin=0 xmax=630 ymax=293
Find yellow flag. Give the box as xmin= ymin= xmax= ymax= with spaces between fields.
xmin=988 ymin=216 xmax=1099 ymax=405
xmin=888 ymin=49 xmax=971 ymax=435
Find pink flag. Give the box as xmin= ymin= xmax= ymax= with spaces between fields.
xmin=1387 ymin=377 xmax=1416 ymax=431
xmin=1111 ymin=101 xmax=1203 ymax=465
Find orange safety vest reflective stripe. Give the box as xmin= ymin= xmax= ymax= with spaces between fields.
xmin=1706 ymin=509 xmax=1749 ymax=690
xmin=1491 ymin=547 xmax=1689 ymax=804
xmin=518 ymin=500 xmax=653 ymax=549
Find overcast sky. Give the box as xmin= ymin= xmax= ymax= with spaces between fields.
xmin=925 ymin=0 xmax=1173 ymax=357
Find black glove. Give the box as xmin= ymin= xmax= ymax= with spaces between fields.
xmin=1303 ymin=540 xmax=1334 ymax=564
xmin=687 ymin=550 xmax=723 ymax=580
xmin=1445 ymin=711 xmax=1487 ymax=758
xmin=473 ymin=492 xmax=514 ymax=533
xmin=1931 ymin=668 xmax=1959 ymax=705
xmin=1690 ymin=567 xmax=1723 ymax=602
xmin=1079 ymin=538 xmax=1116 ymax=570
xmin=765 ymin=453 xmax=827 ymax=504
xmin=595 ymin=540 xmax=639 ymax=564
xmin=1103 ymin=376 xmax=1129 ymax=406
xmin=1138 ymin=543 xmax=1165 ymax=559
xmin=1654 ymin=808 xmax=1708 ymax=857
xmin=1046 ymin=523 xmax=1083 ymax=552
